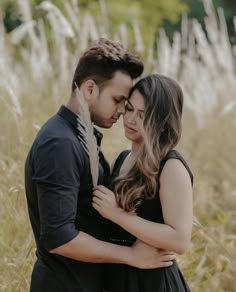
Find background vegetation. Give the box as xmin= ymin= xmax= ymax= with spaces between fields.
xmin=0 ymin=0 xmax=235 ymax=291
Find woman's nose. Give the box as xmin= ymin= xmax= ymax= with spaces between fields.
xmin=126 ymin=112 xmax=137 ymax=124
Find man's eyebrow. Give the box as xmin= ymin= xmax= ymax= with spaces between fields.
xmin=114 ymin=95 xmax=128 ymax=100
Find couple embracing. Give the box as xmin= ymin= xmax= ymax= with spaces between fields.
xmin=25 ymin=38 xmax=193 ymax=292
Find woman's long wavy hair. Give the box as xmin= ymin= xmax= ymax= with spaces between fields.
xmin=113 ymin=74 xmax=183 ymax=212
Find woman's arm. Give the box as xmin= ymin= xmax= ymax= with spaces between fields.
xmin=93 ymin=159 xmax=193 ymax=254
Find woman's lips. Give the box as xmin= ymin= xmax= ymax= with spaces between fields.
xmin=125 ymin=125 xmax=136 ymax=132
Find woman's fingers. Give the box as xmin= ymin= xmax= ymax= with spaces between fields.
xmin=93 ymin=190 xmax=106 ymax=199
xmin=161 ymin=254 xmax=176 ymax=262
xmin=95 ymin=185 xmax=112 ymax=195
xmin=161 ymin=261 xmax=173 ymax=267
xmin=92 ymin=195 xmax=103 ymax=206
xmin=159 ymin=250 xmax=176 ymax=256
xmin=92 ymin=200 xmax=102 ymax=211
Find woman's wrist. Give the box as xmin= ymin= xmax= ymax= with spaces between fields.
xmin=111 ymin=208 xmax=136 ymax=226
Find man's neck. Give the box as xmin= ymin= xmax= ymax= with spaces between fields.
xmin=66 ymin=95 xmax=80 ymax=115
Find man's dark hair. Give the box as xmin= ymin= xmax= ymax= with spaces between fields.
xmin=72 ymin=38 xmax=144 ymax=91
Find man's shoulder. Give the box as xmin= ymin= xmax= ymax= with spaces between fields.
xmin=31 ymin=114 xmax=85 ymax=158
xmin=36 ymin=114 xmax=77 ymax=143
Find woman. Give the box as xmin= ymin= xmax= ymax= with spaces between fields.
xmin=93 ymin=74 xmax=193 ymax=291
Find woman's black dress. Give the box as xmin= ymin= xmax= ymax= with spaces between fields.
xmin=105 ymin=149 xmax=193 ymax=292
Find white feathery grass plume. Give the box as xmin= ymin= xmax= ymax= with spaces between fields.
xmin=10 ymin=21 xmax=36 ymax=45
xmin=99 ymin=0 xmax=109 ymax=37
xmin=193 ymin=216 xmax=202 ymax=227
xmin=147 ymin=36 xmax=154 ymax=66
xmin=37 ymin=2 xmax=72 ymax=84
xmin=75 ymin=85 xmax=99 ymax=187
xmin=87 ymin=15 xmax=100 ymax=40
xmin=37 ymin=1 xmax=75 ymax=38
xmin=181 ymin=13 xmax=188 ymax=51
xmin=37 ymin=19 xmax=51 ymax=74
xmin=0 ymin=18 xmax=6 ymax=73
xmin=217 ymin=7 xmax=234 ymax=73
xmin=113 ymin=32 xmax=121 ymax=43
xmin=155 ymin=29 xmax=171 ymax=74
xmin=79 ymin=14 xmax=99 ymax=52
xmin=132 ymin=21 xmax=144 ymax=53
xmin=17 ymin=0 xmax=39 ymax=49
xmin=4 ymin=82 xmax=22 ymax=116
xmin=233 ymin=16 xmax=236 ymax=57
xmin=220 ymin=101 xmax=236 ymax=116
xmin=169 ymin=32 xmax=181 ymax=78
xmin=119 ymin=24 xmax=128 ymax=49
xmin=192 ymin=19 xmax=215 ymax=72
xmin=62 ymin=1 xmax=80 ymax=33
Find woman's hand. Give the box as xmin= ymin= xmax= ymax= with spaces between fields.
xmin=92 ymin=185 xmax=123 ymax=221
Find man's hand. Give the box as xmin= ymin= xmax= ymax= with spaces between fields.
xmin=128 ymin=240 xmax=176 ymax=269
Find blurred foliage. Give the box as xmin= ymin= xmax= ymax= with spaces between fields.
xmin=102 ymin=0 xmax=186 ymax=35
xmin=2 ymin=1 xmax=22 ymax=32
xmin=215 ymin=0 xmax=236 ymax=43
xmin=164 ymin=0 xmax=236 ymax=43
xmin=1 ymin=0 xmax=186 ymax=25
xmin=1 ymin=0 xmax=235 ymax=44
xmin=1 ymin=0 xmax=186 ymax=43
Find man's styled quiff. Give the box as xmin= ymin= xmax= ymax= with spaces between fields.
xmin=72 ymin=38 xmax=144 ymax=91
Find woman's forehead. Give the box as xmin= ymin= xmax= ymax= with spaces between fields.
xmin=129 ymin=90 xmax=145 ymax=110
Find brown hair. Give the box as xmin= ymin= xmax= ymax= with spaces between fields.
xmin=114 ymin=74 xmax=183 ymax=212
xmin=72 ymin=38 xmax=143 ymax=91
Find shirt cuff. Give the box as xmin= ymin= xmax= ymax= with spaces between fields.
xmin=40 ymin=223 xmax=79 ymax=251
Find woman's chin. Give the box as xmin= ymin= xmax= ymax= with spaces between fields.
xmin=124 ymin=131 xmax=132 ymax=140
xmin=124 ymin=132 xmax=137 ymax=142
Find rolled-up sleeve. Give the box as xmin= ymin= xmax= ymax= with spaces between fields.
xmin=32 ymin=137 xmax=83 ymax=250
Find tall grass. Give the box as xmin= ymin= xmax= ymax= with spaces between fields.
xmin=0 ymin=0 xmax=235 ymax=291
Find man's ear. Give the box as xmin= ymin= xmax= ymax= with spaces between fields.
xmin=80 ymin=80 xmax=99 ymax=102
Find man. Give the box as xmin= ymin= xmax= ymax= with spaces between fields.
xmin=25 ymin=39 xmax=174 ymax=292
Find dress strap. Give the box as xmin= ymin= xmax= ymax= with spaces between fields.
xmin=111 ymin=150 xmax=130 ymax=177
xmin=160 ymin=150 xmax=193 ymax=185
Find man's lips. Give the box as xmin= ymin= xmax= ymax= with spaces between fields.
xmin=111 ymin=117 xmax=119 ymax=122
xmin=111 ymin=115 xmax=120 ymax=122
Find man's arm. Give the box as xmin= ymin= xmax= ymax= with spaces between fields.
xmin=50 ymin=231 xmax=175 ymax=269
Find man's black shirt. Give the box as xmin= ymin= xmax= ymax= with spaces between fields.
xmin=25 ymin=106 xmax=110 ymax=291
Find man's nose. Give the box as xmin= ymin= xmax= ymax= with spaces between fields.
xmin=117 ymin=101 xmax=126 ymax=114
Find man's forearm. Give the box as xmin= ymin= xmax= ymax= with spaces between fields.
xmin=50 ymin=231 xmax=176 ymax=269
xmin=50 ymin=231 xmax=132 ymax=264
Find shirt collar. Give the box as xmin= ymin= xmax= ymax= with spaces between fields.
xmin=57 ymin=105 xmax=103 ymax=146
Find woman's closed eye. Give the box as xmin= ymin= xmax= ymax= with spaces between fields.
xmin=125 ymin=102 xmax=144 ymax=121
xmin=138 ymin=112 xmax=144 ymax=120
xmin=125 ymin=102 xmax=134 ymax=112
